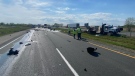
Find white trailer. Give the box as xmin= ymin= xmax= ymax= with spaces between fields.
xmin=67 ymin=23 xmax=79 ymax=28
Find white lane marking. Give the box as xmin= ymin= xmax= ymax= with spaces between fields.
xmin=3 ymin=30 xmax=35 ymax=76
xmin=56 ymin=48 xmax=79 ymax=76
xmin=0 ymin=36 xmax=23 ymax=50
xmin=3 ymin=45 xmax=26 ymax=76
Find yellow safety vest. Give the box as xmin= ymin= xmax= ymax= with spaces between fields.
xmin=77 ymin=28 xmax=81 ymax=33
xmin=73 ymin=30 xmax=76 ymax=34
xmin=68 ymin=28 xmax=71 ymax=31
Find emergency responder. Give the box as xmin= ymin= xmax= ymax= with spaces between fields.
xmin=77 ymin=26 xmax=82 ymax=40
xmin=73 ymin=28 xmax=76 ymax=39
xmin=68 ymin=27 xmax=71 ymax=35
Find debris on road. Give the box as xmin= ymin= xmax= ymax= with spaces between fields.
xmin=84 ymin=68 xmax=87 ymax=72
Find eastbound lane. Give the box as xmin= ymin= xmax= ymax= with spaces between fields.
xmin=0 ymin=29 xmax=135 ymax=76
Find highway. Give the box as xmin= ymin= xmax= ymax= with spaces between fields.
xmin=0 ymin=28 xmax=135 ymax=76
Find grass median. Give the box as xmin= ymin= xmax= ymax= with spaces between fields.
xmin=0 ymin=25 xmax=31 ymax=37
xmin=55 ymin=28 xmax=135 ymax=50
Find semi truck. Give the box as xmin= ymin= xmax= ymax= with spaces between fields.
xmin=85 ymin=23 xmax=123 ymax=36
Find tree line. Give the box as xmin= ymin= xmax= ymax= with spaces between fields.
xmin=124 ymin=17 xmax=135 ymax=37
xmin=0 ymin=22 xmax=32 ymax=26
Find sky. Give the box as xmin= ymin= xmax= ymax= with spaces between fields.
xmin=0 ymin=0 xmax=135 ymax=26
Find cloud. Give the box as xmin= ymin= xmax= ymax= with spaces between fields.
xmin=0 ymin=0 xmax=125 ymax=25
xmin=13 ymin=0 xmax=23 ymax=5
xmin=0 ymin=1 xmax=46 ymax=24
xmin=26 ymin=0 xmax=51 ymax=7
xmin=54 ymin=7 xmax=71 ymax=14
xmin=39 ymin=12 xmax=124 ymax=25
xmin=57 ymin=7 xmax=69 ymax=11
xmin=64 ymin=7 xmax=70 ymax=10
xmin=55 ymin=11 xmax=65 ymax=14
xmin=79 ymin=13 xmax=112 ymax=20
xmin=57 ymin=7 xmax=77 ymax=11
xmin=34 ymin=2 xmax=50 ymax=7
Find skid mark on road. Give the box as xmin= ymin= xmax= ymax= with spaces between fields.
xmin=88 ymin=42 xmax=135 ymax=59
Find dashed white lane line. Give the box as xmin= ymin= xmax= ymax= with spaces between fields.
xmin=0 ymin=36 xmax=23 ymax=50
xmin=56 ymin=48 xmax=79 ymax=76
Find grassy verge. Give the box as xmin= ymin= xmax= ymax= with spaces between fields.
xmin=55 ymin=28 xmax=135 ymax=50
xmin=0 ymin=25 xmax=31 ymax=37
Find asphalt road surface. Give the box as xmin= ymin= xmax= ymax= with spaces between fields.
xmin=0 ymin=28 xmax=135 ymax=76
xmin=0 ymin=30 xmax=29 ymax=54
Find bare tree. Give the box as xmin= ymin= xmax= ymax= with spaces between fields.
xmin=125 ymin=17 xmax=135 ymax=37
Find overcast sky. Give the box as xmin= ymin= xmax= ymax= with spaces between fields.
xmin=0 ymin=0 xmax=134 ymax=26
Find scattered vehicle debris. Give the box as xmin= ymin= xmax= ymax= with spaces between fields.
xmin=85 ymin=23 xmax=123 ymax=36
xmin=87 ymin=47 xmax=97 ymax=53
xmin=19 ymin=42 xmax=23 ymax=44
xmin=7 ymin=48 xmax=19 ymax=55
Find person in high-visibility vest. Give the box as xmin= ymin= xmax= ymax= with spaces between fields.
xmin=77 ymin=26 xmax=82 ymax=40
xmin=68 ymin=27 xmax=71 ymax=35
xmin=73 ymin=28 xmax=76 ymax=39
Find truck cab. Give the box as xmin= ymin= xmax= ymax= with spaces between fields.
xmin=103 ymin=25 xmax=122 ymax=35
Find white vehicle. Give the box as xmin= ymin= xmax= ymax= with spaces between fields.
xmin=102 ymin=24 xmax=123 ymax=35
xmin=67 ymin=23 xmax=79 ymax=28
xmin=86 ymin=23 xmax=123 ymax=36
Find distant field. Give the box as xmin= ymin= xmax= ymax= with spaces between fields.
xmin=123 ymin=28 xmax=135 ymax=32
xmin=55 ymin=28 xmax=135 ymax=50
xmin=120 ymin=32 xmax=135 ymax=37
xmin=0 ymin=25 xmax=31 ymax=37
xmin=120 ymin=28 xmax=135 ymax=37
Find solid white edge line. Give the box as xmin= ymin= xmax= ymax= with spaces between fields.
xmin=3 ymin=45 xmax=26 ymax=76
xmin=56 ymin=48 xmax=79 ymax=76
xmin=0 ymin=36 xmax=23 ymax=50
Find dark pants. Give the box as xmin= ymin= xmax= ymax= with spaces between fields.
xmin=78 ymin=33 xmax=81 ymax=39
xmin=73 ymin=34 xmax=76 ymax=39
xmin=68 ymin=31 xmax=70 ymax=35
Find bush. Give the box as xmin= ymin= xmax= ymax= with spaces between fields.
xmin=121 ymin=34 xmax=127 ymax=38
